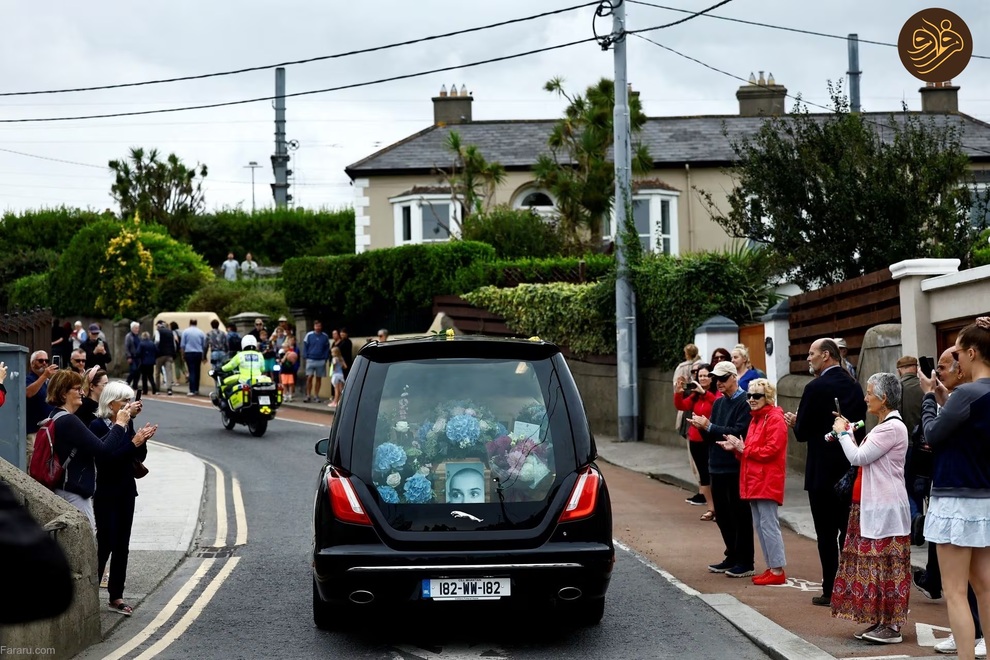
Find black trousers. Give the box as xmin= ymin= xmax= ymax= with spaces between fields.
xmin=140 ymin=364 xmax=157 ymax=394
xmin=95 ymin=494 xmax=136 ymax=603
xmin=184 ymin=352 xmax=203 ymax=394
xmin=807 ymin=487 xmax=851 ymax=595
xmin=710 ymin=471 xmax=754 ymax=567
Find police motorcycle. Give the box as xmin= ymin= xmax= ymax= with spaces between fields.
xmin=209 ymin=335 xmax=283 ymax=437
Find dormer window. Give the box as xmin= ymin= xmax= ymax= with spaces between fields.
xmin=391 ymin=187 xmax=459 ymax=245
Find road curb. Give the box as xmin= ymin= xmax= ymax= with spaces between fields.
xmin=699 ymin=593 xmax=836 ymax=660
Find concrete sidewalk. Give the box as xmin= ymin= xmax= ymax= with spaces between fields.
xmin=592 ymin=435 xmax=928 ymax=571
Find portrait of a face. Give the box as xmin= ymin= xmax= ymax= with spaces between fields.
xmin=447 ymin=464 xmax=485 ymax=504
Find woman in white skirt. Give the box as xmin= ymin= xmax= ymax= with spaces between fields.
xmin=919 ymin=317 xmax=990 ymax=660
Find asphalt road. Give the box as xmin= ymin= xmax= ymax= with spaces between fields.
xmin=80 ymin=397 xmax=769 ymax=660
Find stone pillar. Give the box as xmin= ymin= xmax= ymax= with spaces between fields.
xmin=694 ymin=315 xmax=739 ymax=363
xmin=227 ymin=311 xmax=270 ymax=338
xmin=760 ymin=300 xmax=790 ymax=385
xmin=890 ymin=259 xmax=960 ymax=358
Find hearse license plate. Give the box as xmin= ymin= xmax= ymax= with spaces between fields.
xmin=258 ymin=396 xmax=271 ymax=405
xmin=422 ymin=578 xmax=510 ymax=601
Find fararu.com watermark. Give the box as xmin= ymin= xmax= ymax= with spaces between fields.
xmin=0 ymin=648 xmax=55 ymax=656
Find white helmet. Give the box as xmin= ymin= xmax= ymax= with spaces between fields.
xmin=241 ymin=335 xmax=258 ymax=350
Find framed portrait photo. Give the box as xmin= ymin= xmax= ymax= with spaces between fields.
xmin=435 ymin=459 xmax=491 ymax=504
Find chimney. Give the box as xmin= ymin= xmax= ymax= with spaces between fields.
xmin=433 ymin=84 xmax=473 ymax=125
xmin=920 ymin=81 xmax=959 ymax=114
xmin=736 ymin=70 xmax=788 ymax=117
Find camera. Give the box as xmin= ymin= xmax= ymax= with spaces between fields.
xmin=683 ymin=384 xmax=697 ymax=395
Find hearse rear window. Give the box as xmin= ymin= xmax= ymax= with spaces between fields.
xmin=359 ymin=358 xmax=571 ymax=506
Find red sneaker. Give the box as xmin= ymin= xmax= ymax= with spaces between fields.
xmin=751 ymin=569 xmax=772 ymax=584
xmin=755 ymin=571 xmax=787 ymax=586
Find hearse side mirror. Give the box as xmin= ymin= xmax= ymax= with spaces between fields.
xmin=315 ymin=438 xmax=330 ymax=456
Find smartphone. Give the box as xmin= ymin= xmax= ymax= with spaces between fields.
xmin=834 ymin=397 xmax=842 ymax=417
xmin=920 ymin=356 xmax=935 ymax=378
xmin=134 ymin=390 xmax=142 ymax=402
xmin=52 ymin=355 xmax=62 ymax=368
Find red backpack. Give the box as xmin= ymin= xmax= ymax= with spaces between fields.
xmin=28 ymin=411 xmax=76 ymax=491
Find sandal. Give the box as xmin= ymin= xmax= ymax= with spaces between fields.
xmin=700 ymin=510 xmax=715 ymax=522
xmin=108 ymin=600 xmax=133 ymax=616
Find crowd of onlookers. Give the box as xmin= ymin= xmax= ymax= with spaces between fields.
xmin=672 ymin=318 xmax=990 ymax=656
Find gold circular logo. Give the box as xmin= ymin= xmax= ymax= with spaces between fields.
xmin=898 ymin=8 xmax=973 ymax=82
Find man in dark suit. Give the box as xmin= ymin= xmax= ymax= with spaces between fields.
xmin=785 ymin=337 xmax=866 ymax=606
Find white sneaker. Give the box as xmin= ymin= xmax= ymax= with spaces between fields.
xmin=935 ymin=635 xmax=987 ymax=657
xmin=935 ymin=635 xmax=956 ymax=654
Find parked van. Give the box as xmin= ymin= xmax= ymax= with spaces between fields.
xmin=152 ymin=312 xmax=226 ymax=394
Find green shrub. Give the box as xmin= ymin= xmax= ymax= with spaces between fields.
xmin=463 ymin=283 xmax=614 ymax=356
xmin=8 ymin=273 xmax=51 ymax=310
xmin=0 ymin=207 xmax=114 ymax=254
xmin=186 ymin=207 xmax=355 ymax=267
xmin=973 ymin=228 xmax=990 ymax=267
xmin=282 ymin=241 xmax=496 ymax=332
xmin=50 ymin=220 xmax=213 ymax=317
xmin=452 ymin=254 xmax=614 ymax=291
xmin=0 ymin=248 xmax=60 ymax=309
xmin=463 ymin=246 xmax=778 ymax=366
xmin=461 ymin=205 xmax=564 ymax=258
xmin=184 ymin=279 xmax=291 ymax=322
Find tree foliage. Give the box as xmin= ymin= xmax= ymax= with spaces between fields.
xmin=460 ymin=205 xmax=563 ymax=258
xmin=109 ymin=147 xmax=208 ymax=238
xmin=437 ymin=131 xmax=506 ymax=228
xmin=534 ymin=77 xmax=652 ymax=251
xmin=699 ymin=85 xmax=989 ymax=289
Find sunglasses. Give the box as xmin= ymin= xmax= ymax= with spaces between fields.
xmin=746 ymin=393 xmax=766 ymax=400
xmin=713 ymin=373 xmax=733 ymax=383
xmin=34 ymin=358 xmax=49 ymax=364
xmin=72 ymin=358 xmax=86 ymax=364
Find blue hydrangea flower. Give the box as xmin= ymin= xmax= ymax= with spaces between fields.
xmin=403 ymin=474 xmax=433 ymax=503
xmin=377 ymin=485 xmax=399 ymax=503
xmin=495 ymin=422 xmax=509 ymax=438
xmin=374 ymin=442 xmax=407 ymax=472
xmin=446 ymin=414 xmax=481 ymax=448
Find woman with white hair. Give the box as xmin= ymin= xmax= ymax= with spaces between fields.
xmin=90 ymin=381 xmax=157 ymax=616
xmin=830 ymin=372 xmax=911 ymax=645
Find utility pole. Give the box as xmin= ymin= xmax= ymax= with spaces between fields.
xmin=271 ymin=67 xmax=291 ymax=208
xmin=847 ymin=34 xmax=861 ymax=113
xmin=611 ymin=1 xmax=638 ymax=441
xmin=244 ymin=161 xmax=261 ymax=213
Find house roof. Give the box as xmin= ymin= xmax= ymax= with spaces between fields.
xmin=345 ymin=112 xmax=990 ymax=177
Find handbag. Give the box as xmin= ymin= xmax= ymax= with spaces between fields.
xmin=677 ymin=413 xmax=691 ymax=439
xmin=133 ymin=460 xmax=149 ymax=479
xmin=834 ymin=465 xmax=858 ymax=500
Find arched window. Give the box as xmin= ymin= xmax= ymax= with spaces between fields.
xmin=520 ymin=191 xmax=554 ymax=208
xmin=512 ymin=187 xmax=556 ymax=217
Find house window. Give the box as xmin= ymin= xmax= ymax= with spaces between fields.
xmin=422 ymin=202 xmax=451 ymax=242
xmin=401 ymin=206 xmax=412 ymax=242
xmin=512 ymin=187 xmax=557 ymax=218
xmin=606 ymin=191 xmax=679 ymax=255
xmin=390 ymin=194 xmax=459 ymax=245
xmin=969 ymin=184 xmax=990 ymax=229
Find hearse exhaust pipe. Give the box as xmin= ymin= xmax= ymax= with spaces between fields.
xmin=349 ymin=590 xmax=375 ymax=604
xmin=557 ymin=587 xmax=582 ymax=601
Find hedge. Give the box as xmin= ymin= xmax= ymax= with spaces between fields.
xmin=184 ymin=279 xmax=292 ymax=324
xmin=463 ymin=248 xmax=779 ymax=366
xmin=282 ymin=241 xmax=497 ymax=332
xmin=460 ymin=205 xmax=563 ymax=258
xmin=186 ymin=207 xmax=355 ymax=268
xmin=8 ymin=273 xmax=51 ymax=310
xmin=451 ymin=254 xmax=614 ymax=291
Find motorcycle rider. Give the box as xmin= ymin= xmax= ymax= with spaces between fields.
xmin=217 ymin=335 xmax=267 ymax=408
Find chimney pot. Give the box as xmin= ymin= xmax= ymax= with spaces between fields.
xmin=460 ymin=84 xmax=467 ymax=96
xmin=439 ymin=85 xmax=447 ymax=97
xmin=767 ymin=72 xmax=775 ymax=85
xmin=748 ymin=72 xmax=756 ymax=84
xmin=758 ymin=70 xmax=766 ymax=85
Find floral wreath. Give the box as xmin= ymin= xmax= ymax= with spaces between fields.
xmin=372 ymin=389 xmax=553 ymax=504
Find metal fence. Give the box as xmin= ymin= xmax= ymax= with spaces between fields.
xmin=0 ymin=307 xmax=52 ymax=355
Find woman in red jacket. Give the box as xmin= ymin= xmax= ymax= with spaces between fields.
xmin=674 ymin=363 xmax=721 ymax=521
xmin=720 ymin=377 xmax=788 ymax=585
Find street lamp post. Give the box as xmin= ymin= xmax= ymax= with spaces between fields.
xmin=244 ymin=161 xmax=261 ymax=213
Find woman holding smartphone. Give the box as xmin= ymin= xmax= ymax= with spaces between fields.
xmin=90 ymin=382 xmax=156 ymax=616
xmin=674 ymin=363 xmax=720 ymax=520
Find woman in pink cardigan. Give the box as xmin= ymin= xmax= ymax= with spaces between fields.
xmin=830 ymin=372 xmax=911 ymax=645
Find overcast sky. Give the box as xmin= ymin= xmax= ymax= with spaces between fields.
xmin=0 ymin=0 xmax=986 ymax=215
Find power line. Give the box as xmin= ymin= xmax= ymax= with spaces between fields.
xmin=0 ymin=38 xmax=598 ymax=123
xmin=628 ymin=0 xmax=990 ymax=60
xmin=627 ymin=0 xmax=737 ymax=34
xmin=0 ymin=3 xmax=599 ymax=98
xmin=631 ymin=33 xmax=990 ymax=158
xmin=0 ymin=146 xmax=106 ymax=168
